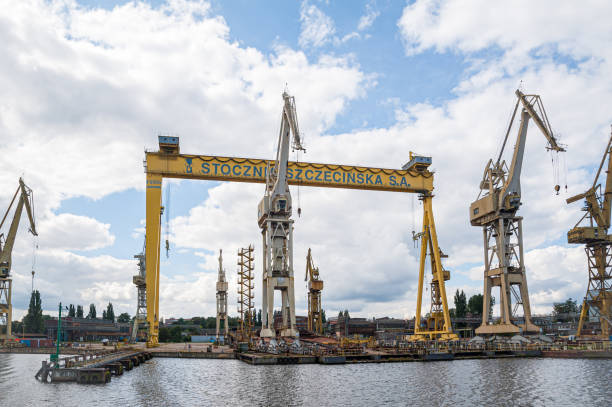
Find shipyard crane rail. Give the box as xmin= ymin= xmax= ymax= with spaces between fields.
xmin=0 ymin=178 xmax=37 ymax=341
xmin=470 ymin=89 xmax=565 ymax=335
xmin=566 ymin=127 xmax=612 ymax=339
xmin=143 ymin=113 xmax=452 ymax=347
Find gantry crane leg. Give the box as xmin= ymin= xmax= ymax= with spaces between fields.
xmin=145 ymin=174 xmax=162 ymax=347
xmin=412 ymin=194 xmax=457 ymax=341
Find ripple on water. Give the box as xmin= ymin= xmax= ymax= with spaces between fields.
xmin=1 ymin=354 xmax=611 ymax=406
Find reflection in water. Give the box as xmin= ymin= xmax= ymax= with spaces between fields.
xmin=1 ymin=354 xmax=611 ymax=406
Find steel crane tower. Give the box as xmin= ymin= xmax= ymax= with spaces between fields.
xmin=567 ymin=127 xmax=612 ymax=339
xmin=130 ymin=242 xmax=147 ymax=343
xmin=470 ymin=90 xmax=565 ymax=335
xmin=237 ymin=245 xmax=255 ymax=342
xmin=0 ymin=178 xmax=37 ymax=341
xmin=216 ymin=249 xmax=229 ymax=342
xmin=258 ymin=91 xmax=305 ymax=338
xmin=305 ymin=248 xmax=323 ymax=334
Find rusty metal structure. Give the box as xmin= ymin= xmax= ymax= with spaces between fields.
xmin=470 ymin=90 xmax=565 ymax=335
xmin=567 ymin=127 xmax=612 ymax=339
xmin=0 ymin=178 xmax=37 ymax=341
xmin=305 ymin=248 xmax=323 ymax=334
xmin=237 ymin=246 xmax=254 ymax=342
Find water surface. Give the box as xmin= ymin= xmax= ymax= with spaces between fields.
xmin=1 ymin=354 xmax=610 ymax=406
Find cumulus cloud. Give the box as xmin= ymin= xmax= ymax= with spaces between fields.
xmin=1 ymin=0 xmax=368 ymax=317
xmin=298 ymin=1 xmax=336 ymax=48
xmin=357 ymin=1 xmax=380 ymax=31
xmin=4 ymin=0 xmax=612 ymax=322
xmin=37 ymin=213 xmax=115 ymax=251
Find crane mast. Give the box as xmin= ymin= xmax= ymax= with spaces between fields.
xmin=258 ymin=91 xmax=305 ymax=338
xmin=216 ymin=249 xmax=228 ymax=343
xmin=567 ymin=127 xmax=612 ymax=339
xmin=470 ymin=90 xmax=565 ymax=335
xmin=0 ymin=178 xmax=37 ymax=341
xmin=305 ymin=248 xmax=323 ymax=334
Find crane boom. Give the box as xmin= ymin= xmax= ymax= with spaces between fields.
xmin=0 ymin=178 xmax=37 ymax=276
xmin=0 ymin=178 xmax=37 ymax=341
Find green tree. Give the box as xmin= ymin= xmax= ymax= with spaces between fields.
xmin=87 ymin=303 xmax=96 ymax=319
xmin=76 ymin=305 xmax=84 ymax=318
xmin=68 ymin=304 xmax=76 ymax=317
xmin=105 ymin=302 xmax=115 ymax=322
xmin=454 ymin=290 xmax=467 ymax=318
xmin=343 ymin=309 xmax=350 ymax=318
xmin=553 ymin=298 xmax=579 ymax=321
xmin=257 ymin=309 xmax=262 ymax=326
xmin=117 ymin=312 xmax=131 ymax=323
xmin=159 ymin=327 xmax=171 ymax=342
xmin=467 ymin=294 xmax=484 ymax=315
xmin=23 ymin=290 xmax=44 ymax=333
xmin=321 ymin=309 xmax=326 ymax=323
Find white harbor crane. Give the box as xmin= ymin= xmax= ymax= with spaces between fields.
xmin=258 ymin=91 xmax=305 ymax=338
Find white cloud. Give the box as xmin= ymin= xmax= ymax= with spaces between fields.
xmin=299 ymin=1 xmax=336 ymax=48
xmin=37 ymin=213 xmax=115 ymax=251
xmin=1 ymin=0 xmax=368 ymax=317
xmin=357 ymin=1 xmax=380 ymax=31
xmin=398 ymin=0 xmax=612 ymax=59
xmin=4 ymin=0 xmax=612 ymax=323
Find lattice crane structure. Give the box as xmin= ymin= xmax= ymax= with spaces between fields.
xmin=216 ymin=249 xmax=229 ymax=343
xmin=130 ymin=241 xmax=147 ymax=343
xmin=567 ymin=127 xmax=612 ymax=339
xmin=0 ymin=178 xmax=37 ymax=341
xmin=470 ymin=90 xmax=565 ymax=335
xmin=237 ymin=246 xmax=254 ymax=342
xmin=305 ymin=248 xmax=323 ymax=334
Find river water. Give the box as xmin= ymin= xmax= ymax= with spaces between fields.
xmin=1 ymin=354 xmax=610 ymax=406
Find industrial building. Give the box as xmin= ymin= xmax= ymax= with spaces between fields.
xmin=45 ymin=317 xmax=131 ymax=342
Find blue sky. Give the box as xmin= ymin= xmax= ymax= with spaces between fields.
xmin=2 ymin=0 xmax=611 ymax=321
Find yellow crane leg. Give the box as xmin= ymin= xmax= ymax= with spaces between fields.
xmin=412 ymin=195 xmax=458 ymax=341
xmin=576 ymin=299 xmax=588 ymax=337
xmin=145 ymin=174 xmax=162 ymax=347
xmin=424 ymin=196 xmax=456 ymax=341
xmin=413 ymin=206 xmax=429 ymax=337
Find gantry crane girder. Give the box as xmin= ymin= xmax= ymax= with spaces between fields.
xmin=567 ymin=128 xmax=612 ymax=339
xmin=143 ymin=133 xmax=452 ymax=347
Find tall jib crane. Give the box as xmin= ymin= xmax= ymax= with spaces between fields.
xmin=305 ymin=248 xmax=323 ymax=335
xmin=258 ymin=91 xmax=306 ymax=338
xmin=0 ymin=178 xmax=37 ymax=341
xmin=130 ymin=240 xmax=147 ymax=343
xmin=567 ymin=127 xmax=612 ymax=339
xmin=470 ymin=90 xmax=565 ymax=335
xmin=216 ymin=249 xmax=228 ymax=343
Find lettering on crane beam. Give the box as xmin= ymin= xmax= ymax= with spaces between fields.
xmin=195 ymin=158 xmax=414 ymax=189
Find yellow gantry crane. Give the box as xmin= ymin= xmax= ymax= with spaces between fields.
xmin=305 ymin=248 xmax=323 ymax=335
xmin=142 ymin=93 xmax=455 ymax=346
xmin=0 ymin=178 xmax=37 ymax=341
xmin=470 ymin=90 xmax=565 ymax=335
xmin=567 ymin=127 xmax=612 ymax=339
